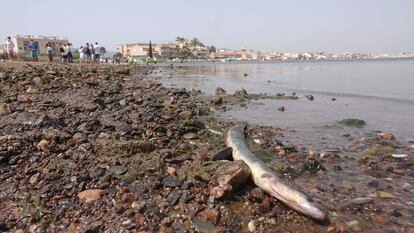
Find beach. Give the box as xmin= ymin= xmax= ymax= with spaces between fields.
xmin=0 ymin=61 xmax=413 ymax=232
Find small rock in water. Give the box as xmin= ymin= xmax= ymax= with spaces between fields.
xmin=338 ymin=118 xmax=366 ymax=128
xmin=331 ymin=98 xmax=336 ymax=101
xmin=215 ymin=87 xmax=226 ymax=95
xmin=303 ymin=158 xmax=325 ymax=173
xmin=377 ymin=132 xmax=395 ymax=140
xmin=305 ymin=95 xmax=314 ymax=101
xmin=243 ymin=73 xmax=249 ymax=77
xmin=210 ymin=96 xmax=223 ymax=105
xmin=234 ymin=88 xmax=248 ymax=97
xmin=277 ymin=106 xmax=285 ymax=112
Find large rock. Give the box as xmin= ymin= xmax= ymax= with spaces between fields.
xmin=210 ymin=160 xmax=251 ymax=199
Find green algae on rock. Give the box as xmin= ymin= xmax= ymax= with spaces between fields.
xmin=338 ymin=118 xmax=366 ymax=128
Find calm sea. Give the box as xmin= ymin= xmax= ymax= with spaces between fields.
xmin=157 ymin=59 xmax=414 ymax=140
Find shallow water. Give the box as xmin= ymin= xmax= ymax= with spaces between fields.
xmin=152 ymin=60 xmax=414 ymax=231
xmin=156 ymin=59 xmax=414 ymax=141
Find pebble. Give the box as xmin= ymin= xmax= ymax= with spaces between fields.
xmin=346 ymin=220 xmax=360 ymax=232
xmin=109 ymin=165 xmax=128 ymax=175
xmin=162 ymin=217 xmax=172 ymax=226
xmin=210 ymin=96 xmax=223 ymax=105
xmin=215 ymin=87 xmax=226 ymax=95
xmin=391 ymin=154 xmax=408 ymax=159
xmin=210 ymin=147 xmax=233 ymax=161
xmin=248 ymin=220 xmax=256 ymax=232
xmin=350 ymin=197 xmax=373 ymax=205
xmin=119 ymin=99 xmax=127 ymax=106
xmin=367 ymin=180 xmax=380 ymax=188
xmin=78 ymin=189 xmax=103 ymax=202
xmin=183 ymin=132 xmax=198 ymax=140
xmin=377 ymin=191 xmax=395 ymax=199
xmin=36 ymin=140 xmax=50 ymax=151
xmin=29 ymin=173 xmax=41 ymax=185
xmin=163 ymin=176 xmax=182 ymax=187
xmin=234 ymin=88 xmax=248 ymax=97
xmin=377 ymin=132 xmax=395 ymax=140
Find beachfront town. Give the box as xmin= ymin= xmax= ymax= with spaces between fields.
xmin=2 ymin=35 xmax=414 ymax=62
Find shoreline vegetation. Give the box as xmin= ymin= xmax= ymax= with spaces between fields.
xmin=0 ymin=62 xmax=413 ymax=232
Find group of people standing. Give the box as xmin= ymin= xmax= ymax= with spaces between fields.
xmin=3 ymin=36 xmax=103 ymax=63
xmin=79 ymin=42 xmax=101 ymax=62
xmin=57 ymin=43 xmax=73 ymax=63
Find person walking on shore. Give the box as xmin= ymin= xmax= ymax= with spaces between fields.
xmin=90 ymin=43 xmax=96 ymax=62
xmin=79 ymin=46 xmax=85 ymax=62
xmin=93 ymin=42 xmax=101 ymax=63
xmin=84 ymin=43 xmax=91 ymax=62
xmin=4 ymin=37 xmax=15 ymax=61
xmin=46 ymin=42 xmax=53 ymax=62
xmin=60 ymin=44 xmax=67 ymax=62
xmin=28 ymin=39 xmax=39 ymax=62
xmin=65 ymin=43 xmax=73 ymax=63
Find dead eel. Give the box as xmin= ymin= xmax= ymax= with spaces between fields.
xmin=226 ymin=123 xmax=327 ymax=221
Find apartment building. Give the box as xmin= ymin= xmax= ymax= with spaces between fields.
xmin=1 ymin=35 xmax=69 ymax=54
xmin=117 ymin=43 xmax=179 ymax=58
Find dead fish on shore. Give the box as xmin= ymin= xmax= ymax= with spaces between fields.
xmin=226 ymin=123 xmax=327 ymax=221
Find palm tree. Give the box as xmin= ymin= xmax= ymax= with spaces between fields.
xmin=191 ymin=38 xmax=200 ymax=47
xmin=176 ymin=36 xmax=185 ymax=43
xmin=148 ymin=40 xmax=153 ymax=58
xmin=209 ymin=46 xmax=216 ymax=54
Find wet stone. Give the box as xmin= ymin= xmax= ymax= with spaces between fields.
xmin=210 ymin=96 xmax=223 ymax=105
xmin=211 ymin=147 xmax=233 ymax=161
xmin=303 ymin=158 xmax=325 ymax=173
xmin=234 ymin=88 xmax=248 ymax=97
xmin=168 ymin=189 xmax=182 ymax=206
xmin=350 ymin=197 xmax=374 ymax=205
xmin=367 ymin=180 xmax=380 ymax=188
xmin=183 ymin=132 xmax=198 ymax=140
xmin=377 ymin=191 xmax=395 ymax=199
xmin=0 ymin=222 xmax=8 ymax=231
xmin=163 ymin=176 xmax=182 ymax=187
xmin=215 ymin=87 xmax=226 ymax=95
xmin=109 ymin=165 xmax=128 ymax=175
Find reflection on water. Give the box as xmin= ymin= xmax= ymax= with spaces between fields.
xmin=155 ymin=59 xmax=414 ymax=140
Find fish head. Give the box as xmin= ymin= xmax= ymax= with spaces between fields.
xmin=260 ymin=174 xmax=327 ymax=221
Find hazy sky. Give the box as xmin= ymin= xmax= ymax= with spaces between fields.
xmin=1 ymin=0 xmax=413 ymax=53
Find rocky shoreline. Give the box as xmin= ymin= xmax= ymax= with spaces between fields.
xmin=1 ymin=62 xmax=413 ymax=232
